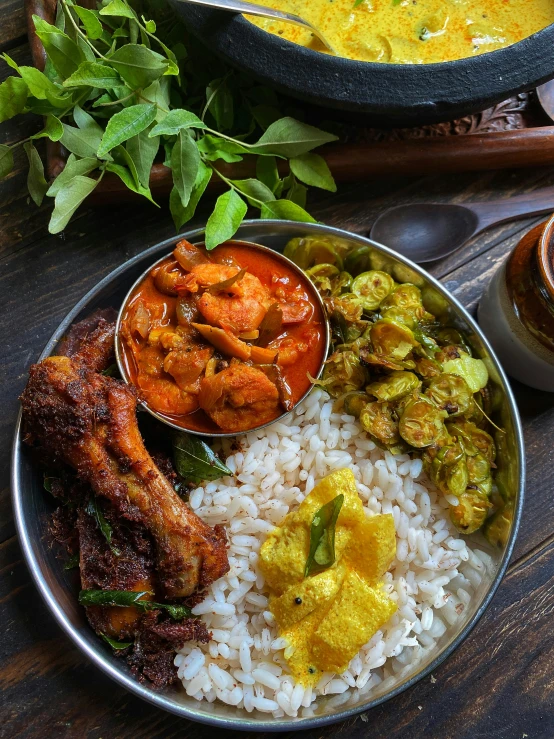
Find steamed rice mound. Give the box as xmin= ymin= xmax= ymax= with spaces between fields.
xmin=174 ymin=388 xmax=494 ymax=717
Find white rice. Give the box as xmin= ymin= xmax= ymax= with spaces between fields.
xmin=174 ymin=389 xmax=493 ymax=717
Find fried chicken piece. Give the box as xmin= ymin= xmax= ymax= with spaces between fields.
xmin=20 ymin=353 xmax=229 ymax=598
xmin=126 ymin=609 xmax=210 ymax=688
xmin=59 ymin=313 xmax=118 ymax=372
xmin=76 ymin=499 xmax=156 ymax=639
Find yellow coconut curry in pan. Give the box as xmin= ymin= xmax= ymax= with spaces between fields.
xmin=248 ymin=0 xmax=554 ymax=64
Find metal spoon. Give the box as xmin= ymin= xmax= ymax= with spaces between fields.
xmin=173 ymin=0 xmax=338 ymax=54
xmin=370 ymin=187 xmax=554 ymax=263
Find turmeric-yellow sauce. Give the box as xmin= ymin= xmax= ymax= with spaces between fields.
xmin=259 ymin=469 xmax=397 ymax=686
xmin=248 ymin=0 xmax=554 ymax=64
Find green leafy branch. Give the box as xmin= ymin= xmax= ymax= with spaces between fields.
xmin=0 ymin=0 xmax=338 ymax=246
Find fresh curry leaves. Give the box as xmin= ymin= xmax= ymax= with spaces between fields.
xmin=0 ymin=145 xmax=14 ymax=178
xmin=78 ymin=589 xmax=193 ymax=620
xmin=304 ymin=494 xmax=344 ymax=577
xmin=101 ymin=633 xmax=133 ymax=649
xmin=86 ymin=496 xmax=121 ymax=556
xmin=43 ymin=473 xmax=59 ymax=493
xmin=101 ymin=362 xmax=120 ymax=377
xmin=64 ymin=553 xmax=80 ymax=570
xmin=79 ymin=589 xmax=151 ymax=607
xmin=172 ymin=431 xmax=233 ymax=484
xmin=205 ymin=189 xmax=248 ymax=250
xmin=0 ymin=0 xmax=338 ymax=243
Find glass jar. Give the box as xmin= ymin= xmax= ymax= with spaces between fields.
xmin=478 ymin=215 xmax=554 ymax=392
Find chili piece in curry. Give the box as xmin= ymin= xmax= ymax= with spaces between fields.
xmin=119 ymin=240 xmax=326 ymax=434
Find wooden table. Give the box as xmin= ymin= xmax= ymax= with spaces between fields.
xmin=2 ymin=6 xmax=554 ymax=738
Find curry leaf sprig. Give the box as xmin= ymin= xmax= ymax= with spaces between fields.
xmin=305 ymin=494 xmax=344 ymax=576
xmin=0 ymin=0 xmax=338 ymax=246
xmin=172 ymin=431 xmax=233 ymax=485
xmin=78 ymin=588 xmax=193 ymax=620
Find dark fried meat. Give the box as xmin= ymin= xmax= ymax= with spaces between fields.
xmin=50 ymin=505 xmax=79 ymax=556
xmin=21 ymin=352 xmax=229 ymax=599
xmin=76 ymin=499 xmax=210 ymax=688
xmin=24 ymin=319 xmax=226 ymax=687
xmin=77 ymin=500 xmax=156 ymax=639
xmin=59 ymin=310 xmax=118 ymax=372
xmin=151 ymin=451 xmax=181 ymax=488
xmin=125 ymin=610 xmax=210 ymax=689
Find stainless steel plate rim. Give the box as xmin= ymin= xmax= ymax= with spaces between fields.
xmin=11 ymin=219 xmax=525 ymax=731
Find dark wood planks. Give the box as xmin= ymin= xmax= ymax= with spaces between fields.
xmin=0 ymin=0 xmax=27 ymax=52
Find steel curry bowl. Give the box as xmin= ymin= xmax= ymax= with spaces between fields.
xmin=11 ymin=220 xmax=524 ymax=729
xmin=114 ymin=239 xmax=330 ymax=437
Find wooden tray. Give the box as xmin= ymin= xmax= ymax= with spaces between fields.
xmin=25 ymin=0 xmax=554 ymax=203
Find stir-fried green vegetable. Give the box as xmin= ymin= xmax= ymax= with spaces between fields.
xmin=286 ymin=235 xmax=507 ymax=539
xmin=425 ymin=373 xmax=473 ymax=417
xmin=367 ymin=370 xmax=420 ymax=402
xmin=321 ymin=350 xmax=366 ymax=397
xmin=352 ymin=270 xmax=395 ymax=310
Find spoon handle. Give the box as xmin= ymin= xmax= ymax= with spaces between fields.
xmin=467 ymin=186 xmax=554 ymax=232
xmin=172 ymin=0 xmax=337 ymax=53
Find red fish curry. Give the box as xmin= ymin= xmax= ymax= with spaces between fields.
xmin=119 ymin=240 xmax=327 ymax=434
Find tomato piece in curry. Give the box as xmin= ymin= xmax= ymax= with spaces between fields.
xmin=119 ymin=240 xmax=327 ymax=434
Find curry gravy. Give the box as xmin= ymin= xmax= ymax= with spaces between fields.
xmin=119 ymin=243 xmax=327 ymax=435
xmin=248 ymin=0 xmax=554 ymax=63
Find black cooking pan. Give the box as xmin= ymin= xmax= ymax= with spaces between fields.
xmin=168 ymin=2 xmax=554 ymax=126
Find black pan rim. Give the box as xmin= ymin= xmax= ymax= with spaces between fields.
xmin=171 ymin=5 xmax=554 ymax=121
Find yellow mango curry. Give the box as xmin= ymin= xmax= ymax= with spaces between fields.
xmin=248 ymin=0 xmax=554 ymax=64
xmin=259 ymin=469 xmax=397 ymax=686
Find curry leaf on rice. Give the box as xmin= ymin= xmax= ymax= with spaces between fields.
xmin=172 ymin=432 xmax=233 ymax=484
xmin=305 ymin=494 xmax=344 ymax=576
